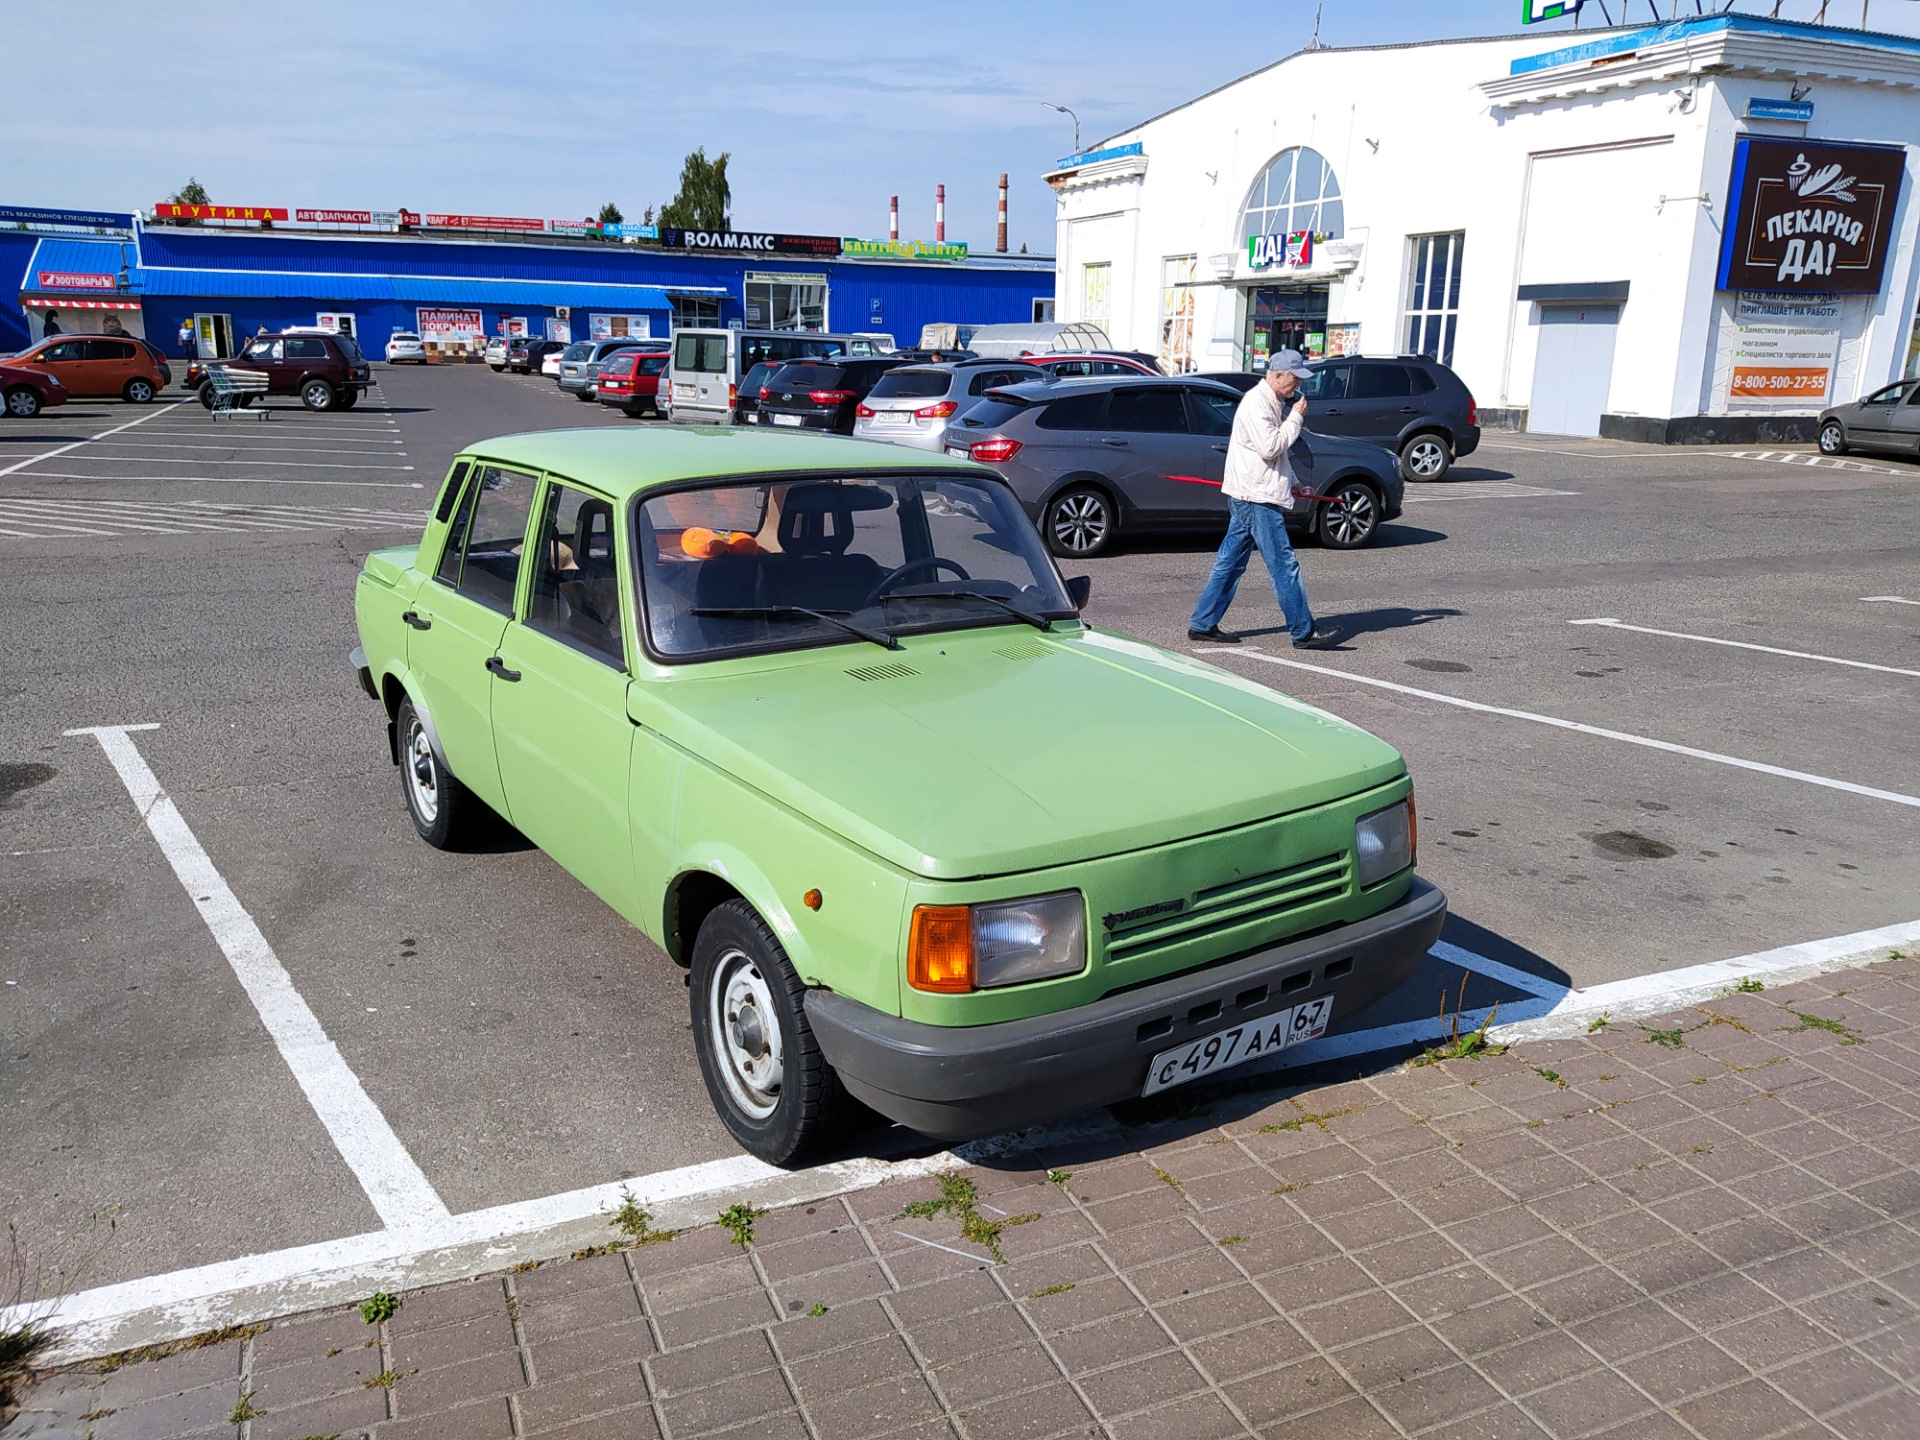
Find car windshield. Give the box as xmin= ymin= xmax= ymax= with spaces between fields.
xmin=636 ymin=474 xmax=1074 ymax=660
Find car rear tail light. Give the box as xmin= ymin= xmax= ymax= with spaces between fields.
xmin=908 ymin=906 xmax=973 ymax=993
xmin=968 ymin=438 xmax=1023 ymax=463
xmin=728 ymin=383 xmax=737 ymax=403
xmin=915 ymin=401 xmax=958 ymax=419
xmin=855 ymin=403 xmax=876 ymax=418
xmin=1467 ymin=397 xmax=1477 ymax=428
xmin=810 ymin=389 xmax=857 ymax=404
xmin=758 ymin=385 xmax=770 ymax=399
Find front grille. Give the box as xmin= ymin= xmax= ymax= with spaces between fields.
xmin=1103 ymin=852 xmax=1350 ymax=964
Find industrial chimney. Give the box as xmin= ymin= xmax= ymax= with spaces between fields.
xmin=889 ymin=196 xmax=898 ymax=242
xmin=936 ymin=184 xmax=946 ymax=243
xmin=997 ymin=174 xmax=1008 ymax=253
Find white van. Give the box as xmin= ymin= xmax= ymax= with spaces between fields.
xmin=665 ymin=328 xmax=896 ymax=425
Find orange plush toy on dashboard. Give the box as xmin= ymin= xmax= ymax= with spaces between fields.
xmin=680 ymin=528 xmax=761 ymax=558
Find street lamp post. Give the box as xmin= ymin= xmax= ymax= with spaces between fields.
xmin=1042 ymin=102 xmax=1081 ymax=156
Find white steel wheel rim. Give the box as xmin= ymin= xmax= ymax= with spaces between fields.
xmin=1052 ymin=494 xmax=1108 ymax=552
xmin=405 ymin=720 xmax=439 ymax=823
xmin=1326 ymin=487 xmax=1377 ymax=545
xmin=709 ymin=948 xmax=783 ymax=1120
xmin=1407 ymin=438 xmax=1446 ymax=477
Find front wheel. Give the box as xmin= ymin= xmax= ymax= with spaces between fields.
xmin=123 ymin=377 xmax=156 ymax=404
xmin=1819 ymin=421 xmax=1847 ymax=456
xmin=395 ymin=698 xmax=480 ymax=849
xmin=690 ymin=900 xmax=856 ymax=1166
xmin=301 ymin=379 xmax=336 ymax=412
xmin=1317 ymin=479 xmax=1382 ymax=549
xmin=5 ymin=387 xmax=41 ymax=418
xmin=1044 ymin=485 xmax=1116 ymax=559
xmin=1399 ymin=433 xmax=1451 ymax=483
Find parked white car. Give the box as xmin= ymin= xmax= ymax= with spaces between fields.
xmin=385 ymin=331 xmax=426 ymax=364
xmin=540 ymin=349 xmax=565 ymax=378
xmin=485 ymin=335 xmax=512 ymax=371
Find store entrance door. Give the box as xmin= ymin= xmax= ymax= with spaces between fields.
xmin=1244 ymin=284 xmax=1330 ymax=368
xmin=194 ymin=313 xmax=235 ymax=360
xmin=1529 ymin=305 xmax=1621 ymax=437
xmin=317 ymin=312 xmax=358 ymax=338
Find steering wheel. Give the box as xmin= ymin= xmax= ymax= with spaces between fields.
xmin=864 ymin=556 xmax=971 ymax=606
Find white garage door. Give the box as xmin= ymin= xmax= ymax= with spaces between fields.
xmin=1530 ymin=305 xmax=1621 ymax=437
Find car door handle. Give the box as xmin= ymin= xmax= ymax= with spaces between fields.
xmin=1399 ymin=406 xmax=1418 ymax=414
xmin=1323 ymin=407 xmax=1343 ymax=415
xmin=485 ymin=656 xmax=521 ymax=682
xmin=401 ymin=609 xmax=430 ymax=630
xmin=1101 ymin=437 xmax=1128 ymax=447
xmin=1211 ymin=443 xmax=1228 ymax=452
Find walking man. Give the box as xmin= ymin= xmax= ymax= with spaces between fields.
xmin=179 ymin=317 xmax=196 ymax=359
xmin=1188 ymin=349 xmax=1340 ymax=648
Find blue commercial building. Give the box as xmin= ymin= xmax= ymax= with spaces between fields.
xmin=5 ymin=219 xmax=1055 ymax=359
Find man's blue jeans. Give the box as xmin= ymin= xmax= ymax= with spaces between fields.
xmin=1189 ymin=497 xmax=1315 ymax=641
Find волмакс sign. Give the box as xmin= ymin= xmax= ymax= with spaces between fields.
xmin=660 ymin=229 xmax=842 ymax=258
xmin=1716 ymin=138 xmax=1905 ymax=295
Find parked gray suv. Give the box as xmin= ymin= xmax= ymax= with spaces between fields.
xmin=557 ymin=338 xmax=668 ymax=401
xmin=947 ymin=376 xmax=1404 ymax=557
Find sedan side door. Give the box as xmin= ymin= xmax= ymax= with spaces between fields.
xmin=490 ymin=481 xmax=639 ymax=917
xmin=1888 ymin=384 xmax=1920 ymax=456
xmin=1847 ymin=382 xmax=1914 ymax=448
xmin=1179 ymin=386 xmax=1236 ymax=517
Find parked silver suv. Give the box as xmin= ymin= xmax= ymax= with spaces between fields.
xmin=557 ymin=338 xmax=667 ymax=401
xmin=851 ymin=359 xmax=1049 ymax=452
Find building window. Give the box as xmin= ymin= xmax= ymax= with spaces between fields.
xmin=1081 ymin=263 xmax=1111 ymax=329
xmin=1404 ymin=233 xmax=1464 ymax=366
xmin=1159 ymin=256 xmax=1197 ymax=373
xmin=1239 ymin=148 xmax=1343 ymax=247
xmin=744 ymin=272 xmax=828 ymax=332
xmin=671 ymin=295 xmax=721 ymax=329
xmin=1033 ymin=297 xmax=1056 ymax=324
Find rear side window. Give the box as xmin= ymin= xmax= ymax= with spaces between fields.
xmin=285 ymin=337 xmax=328 ymax=359
xmin=775 ymin=364 xmax=845 ymax=389
xmin=85 ymin=340 xmax=137 ymax=360
xmin=870 ymin=369 xmax=952 ymax=400
xmin=961 ymin=398 xmax=1031 ymax=430
xmin=1035 ymin=391 xmax=1109 ymax=431
xmin=433 ymin=460 xmax=473 ymax=523
xmin=335 ymin=334 xmax=364 ymax=363
xmin=638 ymin=356 xmax=668 ymax=376
xmin=1351 ymin=364 xmax=1413 ymax=399
xmin=1187 ymin=389 xmax=1237 ymax=437
xmin=526 ymin=484 xmax=624 ymax=666
xmin=1301 ymin=366 xmax=1347 ymax=400
xmin=1107 ymin=387 xmax=1188 ymax=433
xmin=968 ymin=368 xmax=1040 ymax=396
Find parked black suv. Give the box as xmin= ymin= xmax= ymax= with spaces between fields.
xmin=506 ymin=338 xmax=565 ymax=374
xmin=1300 ymin=356 xmax=1478 ymax=483
xmin=754 ymin=357 xmax=912 ymax=434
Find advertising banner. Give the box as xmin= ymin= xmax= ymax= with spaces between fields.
xmin=588 ymin=314 xmax=650 ymax=340
xmin=608 ymin=223 xmax=659 ymax=239
xmin=423 ymin=213 xmax=547 ymax=232
xmin=1247 ymin=230 xmax=1313 ymax=270
xmin=416 ymin=307 xmax=485 ymax=339
xmin=296 ymin=208 xmax=374 ymax=224
xmin=1727 ymin=326 xmax=1839 ymax=411
xmin=661 ymin=229 xmax=841 ymax=257
xmin=154 ymin=204 xmax=289 ymax=222
xmin=841 ymin=238 xmax=968 ymax=261
xmin=36 ymin=271 xmax=118 ymax=291
xmin=371 ymin=211 xmax=402 ymax=228
xmin=1324 ymin=322 xmax=1362 ymax=358
xmin=0 ymin=205 xmax=134 ymax=230
xmin=1716 ymin=138 xmax=1905 ymax=295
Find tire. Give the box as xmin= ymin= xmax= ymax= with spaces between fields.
xmin=690 ymin=899 xmax=858 ymax=1166
xmin=198 ymin=382 xmax=216 ymax=410
xmin=339 ymin=387 xmax=359 ymax=409
xmin=1316 ymin=478 xmax=1382 ymax=549
xmin=574 ymin=390 xmax=596 ymax=402
xmin=1819 ymin=421 xmax=1847 ymax=456
xmin=123 ymin=377 xmax=156 ymax=404
xmin=5 ymin=387 xmax=41 ymax=418
xmin=301 ymin=378 xmax=336 ymax=412
xmin=395 ymin=698 xmax=480 ymax=849
xmin=1044 ymin=485 xmax=1117 ymax=559
xmin=488 ymin=363 xmax=505 ymax=372
xmin=1399 ymin=433 xmax=1451 ymax=483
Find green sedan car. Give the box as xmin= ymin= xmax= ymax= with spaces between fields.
xmin=351 ymin=429 xmax=1444 ymax=1164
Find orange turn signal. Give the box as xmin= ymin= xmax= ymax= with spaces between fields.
xmin=803 ymin=888 xmax=823 ymax=911
xmin=908 ymin=905 xmax=973 ymax=993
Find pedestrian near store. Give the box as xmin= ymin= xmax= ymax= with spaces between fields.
xmin=179 ymin=318 xmax=196 ymax=358
xmin=1188 ymin=348 xmax=1341 ymax=649
xmin=42 ymin=310 xmax=61 ymax=336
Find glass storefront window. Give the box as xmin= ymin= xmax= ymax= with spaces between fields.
xmin=1243 ymin=285 xmax=1330 ymax=367
xmin=1404 ymin=233 xmax=1465 ymax=367
xmin=1082 ymin=262 xmax=1111 ymax=329
xmin=1160 ymin=256 xmax=1196 ymax=373
xmin=744 ymin=272 xmax=828 ymax=332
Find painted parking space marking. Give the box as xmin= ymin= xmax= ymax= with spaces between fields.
xmin=0 ymin=498 xmax=428 ymax=539
xmin=29 ymin=453 xmax=415 ymax=471
xmin=1210 ymin=648 xmax=1920 ymax=809
xmin=18 ymin=471 xmax=426 ymax=490
xmin=11 ymin=915 xmax=1912 ymax=1366
xmin=1569 ymin=616 xmax=1920 ymax=679
xmin=63 ymin=725 xmax=448 ymax=1231
xmin=1864 ymin=595 xmax=1920 ymax=605
xmin=1401 ymin=480 xmax=1576 ymax=502
xmin=0 ymin=402 xmax=190 ymax=478
xmin=1728 ymin=450 xmax=1913 ymax=475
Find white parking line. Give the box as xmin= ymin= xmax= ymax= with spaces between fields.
xmin=64 ymin=725 xmax=448 ymax=1231
xmin=1210 ymin=648 xmax=1920 ymax=809
xmin=95 ymin=438 xmax=407 ymax=453
xmin=1864 ymin=595 xmax=1920 ymax=606
xmin=1401 ymin=481 xmax=1576 ymax=503
xmin=20 ymin=471 xmax=425 ymax=489
xmin=40 ymin=455 xmax=415 ymax=471
xmin=1729 ymin=450 xmax=1912 ymax=475
xmin=1569 ymin=617 xmax=1920 ymax=679
xmin=0 ymin=402 xmax=189 ymax=478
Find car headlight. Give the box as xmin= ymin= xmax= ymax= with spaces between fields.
xmin=908 ymin=891 xmax=1087 ymax=992
xmin=1355 ymin=799 xmax=1414 ymax=888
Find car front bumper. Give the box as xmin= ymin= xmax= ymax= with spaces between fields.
xmin=806 ymin=876 xmax=1446 ymax=1140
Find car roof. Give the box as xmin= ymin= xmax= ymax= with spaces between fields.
xmin=465 ymin=427 xmax=976 ymax=502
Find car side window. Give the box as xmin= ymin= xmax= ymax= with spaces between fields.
xmin=85 ymin=340 xmax=136 ymax=360
xmin=526 ymin=483 xmax=624 ymax=666
xmin=285 ymin=337 xmax=327 ymax=359
xmin=435 ymin=469 xmax=478 ymax=585
xmin=1408 ymin=367 xmax=1437 ymax=395
xmin=1187 ymin=389 xmax=1237 ymax=437
xmin=1299 ymin=366 xmax=1347 ymax=400
xmin=1906 ymin=386 xmax=1920 ymax=407
xmin=245 ymin=339 xmax=283 ymax=362
xmin=433 ymin=460 xmax=473 ymax=525
xmin=1351 ymin=364 xmax=1413 ymax=399
xmin=454 ymin=467 xmax=537 ymax=614
xmin=1035 ymin=391 xmax=1109 ymax=430
xmin=1107 ymin=387 xmax=1189 ymax=433
xmin=40 ymin=341 xmax=85 ymax=362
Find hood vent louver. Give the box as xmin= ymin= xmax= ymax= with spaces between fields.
xmin=845 ymin=662 xmax=921 ymax=682
xmin=993 ymin=641 xmax=1053 ymax=662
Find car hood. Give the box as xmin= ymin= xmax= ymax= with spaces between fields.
xmin=630 ymin=626 xmax=1404 ymax=880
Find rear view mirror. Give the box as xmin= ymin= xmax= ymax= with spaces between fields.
xmin=1066 ymin=575 xmax=1092 ymax=609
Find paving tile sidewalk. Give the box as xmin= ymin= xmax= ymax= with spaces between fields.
xmin=10 ymin=961 xmax=1920 ymax=1440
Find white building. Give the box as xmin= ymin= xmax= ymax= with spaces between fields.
xmin=1047 ymin=14 xmax=1920 ymax=440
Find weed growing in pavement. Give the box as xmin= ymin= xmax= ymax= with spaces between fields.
xmin=571 ymin=1244 xmax=619 ymax=1261
xmin=808 ymin=1304 xmax=828 ymax=1317
xmin=1046 ymin=1169 xmax=1071 ymax=1188
xmin=1785 ymin=1011 xmax=1862 ymax=1045
xmin=5 ymin=1212 xmax=120 ymax=1403
xmin=1737 ymin=977 xmax=1765 ymax=994
xmin=91 ymin=1322 xmax=267 ymax=1375
xmin=364 ymin=1369 xmax=413 ymax=1390
xmin=229 ymin=1392 xmax=261 ymax=1424
xmin=1272 ymin=1181 xmax=1310 ymax=1196
xmin=1587 ymin=1012 xmax=1612 ymax=1033
xmin=508 ymin=1260 xmax=540 ymax=1274
xmin=1258 ymin=1102 xmax=1364 ymax=1134
xmin=358 ymin=1292 xmax=400 ymax=1325
xmin=609 ymin=1189 xmax=673 ymax=1246
xmin=1217 ymin=1235 xmax=1249 ymax=1246
xmin=1639 ymin=1019 xmax=1707 ymax=1049
xmin=898 ymin=1174 xmax=1037 ymax=1263
xmin=1534 ymin=1067 xmax=1566 ymax=1088
xmin=1029 ymin=1283 xmax=1075 ymax=1298
xmin=1415 ymin=1006 xmax=1503 ymax=1066
xmin=1149 ymin=1164 xmax=1185 ymax=1195
xmin=717 ymin=1204 xmax=763 ymax=1248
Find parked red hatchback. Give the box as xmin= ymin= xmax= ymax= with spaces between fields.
xmin=1 ymin=362 xmax=70 ymax=418
xmin=595 ymin=349 xmax=671 ymax=417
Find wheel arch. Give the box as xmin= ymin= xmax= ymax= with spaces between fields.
xmin=1039 ymin=471 xmax=1127 ymax=521
xmin=664 ymin=869 xmax=748 ymax=968
xmin=1396 ymin=423 xmax=1454 ymax=451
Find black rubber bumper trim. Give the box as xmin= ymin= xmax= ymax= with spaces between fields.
xmin=349 ymin=645 xmax=378 ymax=700
xmin=806 ymin=877 xmax=1446 ymax=1141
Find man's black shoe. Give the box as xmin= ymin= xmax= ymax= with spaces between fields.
xmin=1292 ymin=626 xmax=1344 ymax=649
xmin=1188 ymin=626 xmax=1239 ymax=644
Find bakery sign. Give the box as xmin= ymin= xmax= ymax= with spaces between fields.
xmin=1716 ymin=138 xmax=1905 ymax=295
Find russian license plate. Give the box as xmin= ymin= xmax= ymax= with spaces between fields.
xmin=1142 ymin=996 xmax=1333 ymax=1097
xmin=771 ymin=413 xmax=803 ymax=427
xmin=872 ymin=411 xmax=908 ymax=425
xmin=745 ymin=413 xmax=759 ymax=424
xmin=946 ymin=446 xmax=971 ymax=459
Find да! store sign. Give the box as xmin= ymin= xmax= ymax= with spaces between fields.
xmin=1716 ymin=138 xmax=1905 ymax=295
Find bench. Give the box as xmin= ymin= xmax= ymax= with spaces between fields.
xmin=205 ymin=365 xmax=270 ymax=419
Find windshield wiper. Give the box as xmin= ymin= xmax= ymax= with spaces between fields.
xmin=690 ymin=605 xmax=900 ymax=650
xmin=877 ymin=585 xmax=1053 ymax=632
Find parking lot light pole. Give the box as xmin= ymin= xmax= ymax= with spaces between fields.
xmin=1043 ymin=101 xmax=1081 ymax=156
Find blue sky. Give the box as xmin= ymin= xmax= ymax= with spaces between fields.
xmin=15 ymin=1 xmax=1920 ymax=254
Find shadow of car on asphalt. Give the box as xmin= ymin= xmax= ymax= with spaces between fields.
xmin=1112 ymin=522 xmax=1449 ymax=558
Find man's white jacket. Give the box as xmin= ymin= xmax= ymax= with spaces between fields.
xmin=1222 ymin=381 xmax=1305 ymax=510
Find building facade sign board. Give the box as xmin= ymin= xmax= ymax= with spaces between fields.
xmin=1247 ymin=231 xmax=1313 ymax=270
xmin=423 ymin=213 xmax=547 ymax=232
xmin=36 ymin=271 xmax=118 ymax=291
xmin=0 ymin=205 xmax=134 ymax=230
xmin=416 ymin=307 xmax=485 ymax=339
xmin=1715 ymin=138 xmax=1905 ymax=295
xmin=154 ymin=204 xmax=289 ymax=222
xmin=661 ymin=229 xmax=841 ymax=257
xmin=1746 ymin=97 xmax=1815 ymax=122
xmin=842 ymin=238 xmax=969 ymax=261
xmin=296 ymin=209 xmax=374 ymax=224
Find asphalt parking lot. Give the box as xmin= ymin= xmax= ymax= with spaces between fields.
xmin=4 ymin=362 xmax=1918 ymax=1304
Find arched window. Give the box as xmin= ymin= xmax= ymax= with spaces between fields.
xmin=1239 ymin=147 xmax=1343 ymax=244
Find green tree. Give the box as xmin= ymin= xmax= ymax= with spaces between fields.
xmin=657 ymin=149 xmax=731 ymax=231
xmin=598 ymin=202 xmax=623 ymax=225
xmin=171 ymin=177 xmax=209 ymax=205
